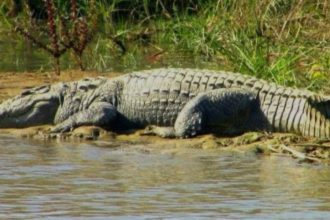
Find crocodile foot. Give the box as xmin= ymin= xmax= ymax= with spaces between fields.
xmin=142 ymin=125 xmax=176 ymax=138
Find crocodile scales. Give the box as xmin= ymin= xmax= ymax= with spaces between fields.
xmin=0 ymin=68 xmax=330 ymax=138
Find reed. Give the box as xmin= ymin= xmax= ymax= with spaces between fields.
xmin=12 ymin=0 xmax=97 ymax=75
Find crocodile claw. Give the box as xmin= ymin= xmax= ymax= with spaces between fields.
xmin=142 ymin=125 xmax=176 ymax=138
xmin=50 ymin=123 xmax=73 ymax=133
xmin=141 ymin=125 xmax=157 ymax=136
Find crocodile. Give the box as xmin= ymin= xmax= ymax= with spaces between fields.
xmin=0 ymin=68 xmax=330 ymax=138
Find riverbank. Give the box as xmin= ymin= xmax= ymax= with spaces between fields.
xmin=0 ymin=70 xmax=329 ymax=163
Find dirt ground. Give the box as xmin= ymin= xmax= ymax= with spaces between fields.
xmin=0 ymin=70 xmax=329 ymax=163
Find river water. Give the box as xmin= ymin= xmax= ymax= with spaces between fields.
xmin=0 ymin=36 xmax=222 ymax=73
xmin=0 ymin=136 xmax=330 ymax=219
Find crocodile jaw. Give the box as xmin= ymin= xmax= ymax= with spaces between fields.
xmin=0 ymin=90 xmax=60 ymax=128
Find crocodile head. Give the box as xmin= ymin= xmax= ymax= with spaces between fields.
xmin=0 ymin=83 xmax=65 ymax=128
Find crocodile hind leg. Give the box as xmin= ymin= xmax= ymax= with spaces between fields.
xmin=51 ymin=102 xmax=117 ymax=133
xmin=144 ymin=88 xmax=259 ymax=138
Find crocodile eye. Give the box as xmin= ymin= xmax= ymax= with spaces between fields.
xmin=21 ymin=90 xmax=32 ymax=96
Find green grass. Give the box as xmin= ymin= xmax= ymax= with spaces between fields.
xmin=0 ymin=0 xmax=11 ymax=32
xmin=148 ymin=0 xmax=330 ymax=90
xmin=0 ymin=0 xmax=330 ymax=91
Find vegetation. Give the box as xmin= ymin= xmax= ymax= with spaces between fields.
xmin=0 ymin=0 xmax=329 ymax=91
xmin=5 ymin=0 xmax=97 ymax=75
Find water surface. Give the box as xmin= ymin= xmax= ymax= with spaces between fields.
xmin=0 ymin=136 xmax=330 ymax=219
xmin=0 ymin=35 xmax=221 ymax=73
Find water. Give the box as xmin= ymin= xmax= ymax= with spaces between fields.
xmin=0 ymin=136 xmax=330 ymax=219
xmin=0 ymin=34 xmax=222 ymax=73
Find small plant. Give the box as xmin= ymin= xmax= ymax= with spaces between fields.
xmin=13 ymin=0 xmax=97 ymax=75
xmin=61 ymin=0 xmax=97 ymax=70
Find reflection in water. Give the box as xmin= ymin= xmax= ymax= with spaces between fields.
xmin=0 ymin=35 xmax=222 ymax=73
xmin=0 ymin=39 xmax=50 ymax=72
xmin=0 ymin=136 xmax=330 ymax=219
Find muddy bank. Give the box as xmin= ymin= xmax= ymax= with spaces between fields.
xmin=0 ymin=70 xmax=329 ymax=163
xmin=1 ymin=124 xmax=329 ymax=163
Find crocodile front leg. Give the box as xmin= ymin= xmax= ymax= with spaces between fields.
xmin=144 ymin=88 xmax=259 ymax=138
xmin=51 ymin=102 xmax=117 ymax=133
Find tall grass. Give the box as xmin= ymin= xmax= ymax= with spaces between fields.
xmin=150 ymin=0 xmax=330 ymax=90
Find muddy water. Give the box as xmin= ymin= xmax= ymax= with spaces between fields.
xmin=0 ymin=136 xmax=330 ymax=219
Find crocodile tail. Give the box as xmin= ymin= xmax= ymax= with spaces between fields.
xmin=302 ymin=95 xmax=330 ymax=138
